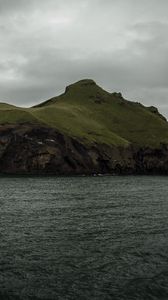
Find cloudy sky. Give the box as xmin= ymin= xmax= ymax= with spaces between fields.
xmin=0 ymin=0 xmax=168 ymax=116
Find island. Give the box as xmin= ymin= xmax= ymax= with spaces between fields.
xmin=0 ymin=79 xmax=168 ymax=175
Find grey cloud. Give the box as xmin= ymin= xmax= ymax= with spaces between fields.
xmin=0 ymin=0 xmax=167 ymax=118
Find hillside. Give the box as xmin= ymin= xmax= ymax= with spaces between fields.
xmin=1 ymin=79 xmax=168 ymax=147
xmin=0 ymin=79 xmax=168 ymax=175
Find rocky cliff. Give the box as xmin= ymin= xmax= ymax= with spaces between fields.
xmin=0 ymin=123 xmax=168 ymax=175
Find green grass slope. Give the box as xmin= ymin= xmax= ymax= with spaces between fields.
xmin=0 ymin=103 xmax=41 ymax=125
xmin=1 ymin=79 xmax=168 ymax=147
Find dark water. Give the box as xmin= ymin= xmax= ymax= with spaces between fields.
xmin=0 ymin=176 xmax=168 ymax=300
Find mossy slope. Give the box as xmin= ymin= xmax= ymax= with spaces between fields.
xmin=0 ymin=79 xmax=168 ymax=147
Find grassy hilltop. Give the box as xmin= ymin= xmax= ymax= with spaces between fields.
xmin=0 ymin=79 xmax=168 ymax=147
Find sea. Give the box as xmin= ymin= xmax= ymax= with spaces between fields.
xmin=0 ymin=175 xmax=168 ymax=300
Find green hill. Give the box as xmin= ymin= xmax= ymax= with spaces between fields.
xmin=0 ymin=79 xmax=168 ymax=148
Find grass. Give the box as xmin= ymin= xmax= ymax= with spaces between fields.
xmin=1 ymin=79 xmax=168 ymax=147
xmin=0 ymin=109 xmax=40 ymax=124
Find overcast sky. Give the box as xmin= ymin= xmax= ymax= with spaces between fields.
xmin=0 ymin=0 xmax=168 ymax=116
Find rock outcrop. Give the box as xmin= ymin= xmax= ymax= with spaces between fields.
xmin=0 ymin=124 xmax=168 ymax=175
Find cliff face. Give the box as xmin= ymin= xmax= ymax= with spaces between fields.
xmin=0 ymin=124 xmax=168 ymax=175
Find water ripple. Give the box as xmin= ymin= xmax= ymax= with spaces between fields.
xmin=0 ymin=175 xmax=168 ymax=299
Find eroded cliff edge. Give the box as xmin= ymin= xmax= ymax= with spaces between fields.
xmin=0 ymin=124 xmax=168 ymax=175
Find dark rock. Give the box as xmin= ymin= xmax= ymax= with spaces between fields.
xmin=112 ymin=92 xmax=123 ymax=98
xmin=0 ymin=123 xmax=168 ymax=175
xmin=147 ymin=106 xmax=167 ymax=122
